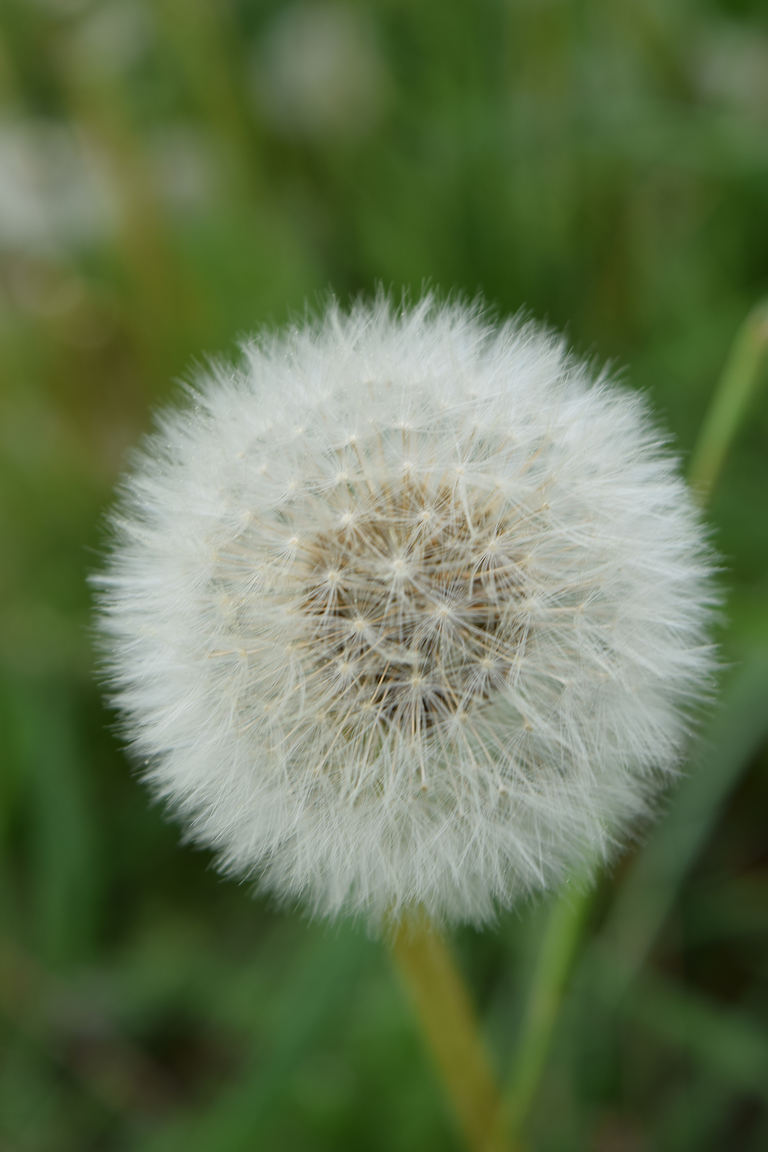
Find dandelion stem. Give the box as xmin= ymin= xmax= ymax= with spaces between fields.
xmin=494 ymin=889 xmax=592 ymax=1145
xmin=390 ymin=914 xmax=517 ymax=1152
xmin=688 ymin=299 xmax=768 ymax=499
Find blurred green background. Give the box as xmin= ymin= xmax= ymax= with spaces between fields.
xmin=1 ymin=1 xmax=767 ymax=1149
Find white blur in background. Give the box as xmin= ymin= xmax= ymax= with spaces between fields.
xmin=68 ymin=0 xmax=154 ymax=78
xmin=692 ymin=20 xmax=768 ymax=123
xmin=250 ymin=1 xmax=389 ymax=139
xmin=0 ymin=121 xmax=115 ymax=253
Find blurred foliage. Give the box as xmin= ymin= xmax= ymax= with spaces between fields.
xmin=1 ymin=0 xmax=767 ymax=1149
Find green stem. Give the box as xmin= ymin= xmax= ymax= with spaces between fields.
xmin=483 ymin=886 xmax=592 ymax=1151
xmin=153 ymin=0 xmax=263 ymax=204
xmin=687 ymin=300 xmax=768 ymax=499
xmin=390 ymin=914 xmax=518 ymax=1152
xmin=497 ymin=889 xmax=592 ymax=1144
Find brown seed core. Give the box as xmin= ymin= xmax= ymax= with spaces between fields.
xmin=297 ymin=478 xmax=526 ymax=737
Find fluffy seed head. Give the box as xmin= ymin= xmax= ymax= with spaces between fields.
xmin=94 ymin=296 xmax=717 ymax=926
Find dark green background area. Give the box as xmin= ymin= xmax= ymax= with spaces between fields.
xmin=1 ymin=1 xmax=767 ymax=1149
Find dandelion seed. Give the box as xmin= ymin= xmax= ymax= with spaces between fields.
xmin=93 ymin=295 xmax=717 ymax=926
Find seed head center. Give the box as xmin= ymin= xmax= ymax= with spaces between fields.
xmin=298 ymin=477 xmax=525 ymax=735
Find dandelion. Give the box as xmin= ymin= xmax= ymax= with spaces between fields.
xmin=94 ymin=295 xmax=717 ymax=927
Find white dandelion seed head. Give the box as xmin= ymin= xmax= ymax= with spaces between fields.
xmin=93 ymin=294 xmax=718 ymax=927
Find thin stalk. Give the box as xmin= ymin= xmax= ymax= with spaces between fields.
xmin=390 ymin=914 xmax=517 ymax=1152
xmin=495 ymin=889 xmax=593 ymax=1145
xmin=152 ymin=0 xmax=263 ymax=205
xmin=56 ymin=32 xmax=200 ymax=386
xmin=687 ymin=299 xmax=768 ymax=500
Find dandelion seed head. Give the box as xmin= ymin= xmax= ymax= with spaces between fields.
xmin=93 ymin=295 xmax=718 ymax=926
